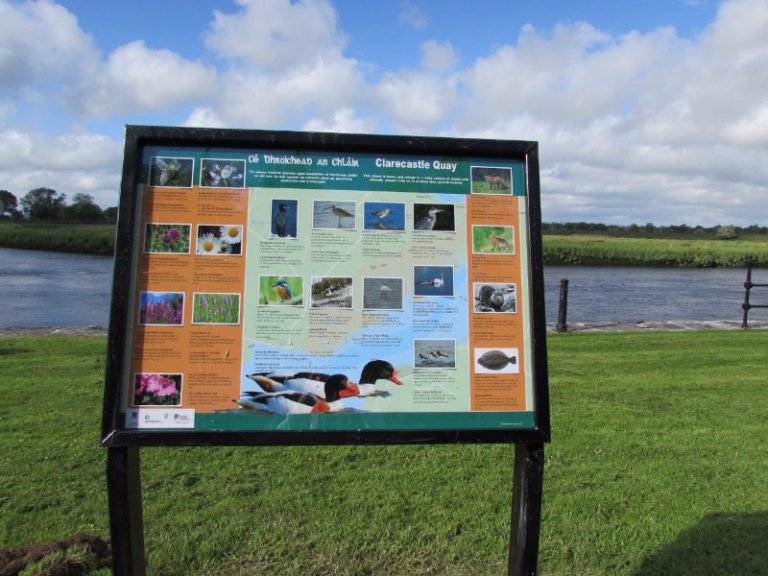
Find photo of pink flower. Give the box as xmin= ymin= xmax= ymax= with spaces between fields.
xmin=133 ymin=373 xmax=182 ymax=406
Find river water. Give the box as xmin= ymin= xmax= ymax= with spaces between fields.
xmin=0 ymin=247 xmax=756 ymax=329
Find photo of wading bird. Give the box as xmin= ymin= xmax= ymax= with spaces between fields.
xmin=370 ymin=208 xmax=390 ymax=220
xmin=326 ymin=204 xmax=355 ymax=228
xmin=414 ymin=207 xmax=443 ymax=230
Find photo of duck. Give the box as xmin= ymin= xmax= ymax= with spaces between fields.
xmin=236 ymin=388 xmax=347 ymax=415
xmin=239 ymin=360 xmax=404 ymax=415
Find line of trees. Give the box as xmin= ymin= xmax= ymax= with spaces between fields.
xmin=542 ymin=222 xmax=766 ymax=240
xmin=0 ymin=188 xmax=117 ymax=222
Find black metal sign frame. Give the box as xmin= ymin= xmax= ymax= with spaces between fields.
xmin=101 ymin=126 xmax=550 ymax=575
xmin=101 ymin=125 xmax=549 ymax=447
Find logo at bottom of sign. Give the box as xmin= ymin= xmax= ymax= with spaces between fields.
xmin=126 ymin=409 xmax=195 ymax=429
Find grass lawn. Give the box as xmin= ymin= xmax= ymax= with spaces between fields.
xmin=1 ymin=332 xmax=767 ymax=575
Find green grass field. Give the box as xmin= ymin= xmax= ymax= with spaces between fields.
xmin=2 ymin=331 xmax=767 ymax=575
xmin=0 ymin=220 xmax=114 ymax=256
xmin=543 ymin=234 xmax=768 ymax=267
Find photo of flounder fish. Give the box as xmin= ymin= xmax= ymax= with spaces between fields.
xmin=476 ymin=350 xmax=517 ymax=371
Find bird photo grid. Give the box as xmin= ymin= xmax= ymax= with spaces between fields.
xmin=118 ymin=139 xmax=537 ymax=434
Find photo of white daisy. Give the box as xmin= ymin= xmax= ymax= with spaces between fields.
xmin=196 ymin=233 xmax=222 ymax=255
xmin=195 ymin=224 xmax=243 ymax=256
xmin=219 ymin=225 xmax=243 ymax=245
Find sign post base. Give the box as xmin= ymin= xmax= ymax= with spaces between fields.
xmin=107 ymin=446 xmax=146 ymax=576
xmin=508 ymin=442 xmax=545 ymax=576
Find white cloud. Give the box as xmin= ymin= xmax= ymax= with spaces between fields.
xmin=374 ymin=70 xmax=459 ymax=132
xmin=421 ymin=40 xmax=457 ymax=72
xmin=0 ymin=130 xmax=122 ymax=207
xmin=398 ymin=0 xmax=427 ymax=29
xmin=68 ymin=41 xmax=217 ymax=117
xmin=184 ymin=52 xmax=366 ymax=130
xmin=205 ymin=0 xmax=345 ymax=71
xmin=2 ymin=0 xmax=767 ymax=224
xmin=303 ymin=108 xmax=377 ymax=133
xmin=0 ymin=0 xmax=99 ymax=94
xmin=449 ymin=0 xmax=768 ymax=225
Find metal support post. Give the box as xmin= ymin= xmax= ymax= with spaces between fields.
xmin=508 ymin=442 xmax=545 ymax=576
xmin=106 ymin=446 xmax=146 ymax=576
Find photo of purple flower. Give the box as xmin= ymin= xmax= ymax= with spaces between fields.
xmin=139 ymin=292 xmax=184 ymax=325
xmin=144 ymin=223 xmax=191 ymax=254
xmin=192 ymin=293 xmax=240 ymax=324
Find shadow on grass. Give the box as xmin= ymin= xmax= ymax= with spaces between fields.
xmin=633 ymin=512 xmax=768 ymax=576
xmin=0 ymin=347 xmax=31 ymax=356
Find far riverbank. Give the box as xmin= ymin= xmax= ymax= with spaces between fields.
xmin=2 ymin=221 xmax=767 ymax=267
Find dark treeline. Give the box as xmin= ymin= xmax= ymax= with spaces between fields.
xmin=543 ymin=222 xmax=767 ymax=240
xmin=0 ymin=188 xmax=117 ymax=223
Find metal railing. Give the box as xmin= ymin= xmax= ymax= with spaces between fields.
xmin=742 ymin=258 xmax=768 ymax=328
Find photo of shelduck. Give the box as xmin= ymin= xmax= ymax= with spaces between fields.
xmin=237 ymin=360 xmax=404 ymax=415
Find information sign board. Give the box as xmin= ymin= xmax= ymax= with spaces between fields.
xmin=101 ymin=126 xmax=549 ymax=445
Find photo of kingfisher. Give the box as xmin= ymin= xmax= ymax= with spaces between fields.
xmin=272 ymin=279 xmax=292 ymax=301
xmin=259 ymin=275 xmax=303 ymax=306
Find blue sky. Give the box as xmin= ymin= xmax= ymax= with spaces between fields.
xmin=2 ymin=0 xmax=766 ymax=226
